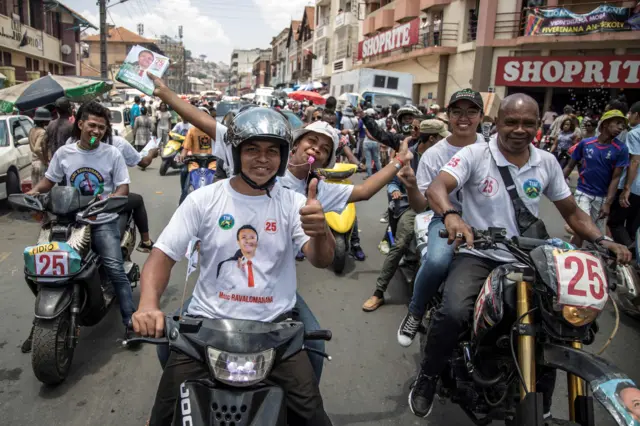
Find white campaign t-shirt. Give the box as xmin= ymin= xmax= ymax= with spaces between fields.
xmin=441 ymin=137 xmax=571 ymax=262
xmin=155 ymin=179 xmax=310 ymax=322
xmin=213 ymin=138 xmax=234 ymax=177
xmin=278 ymin=169 xmax=353 ymax=214
xmin=66 ymin=136 xmax=141 ymax=167
xmin=416 ymin=133 xmax=485 ymax=211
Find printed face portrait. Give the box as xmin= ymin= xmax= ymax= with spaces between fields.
xmin=237 ymin=227 xmax=258 ymax=259
xmin=620 ymin=386 xmax=640 ymax=421
xmin=138 ymin=50 xmax=154 ymax=70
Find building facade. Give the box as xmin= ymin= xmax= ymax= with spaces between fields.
xmin=156 ymin=35 xmax=185 ymax=94
xmin=252 ymin=49 xmax=272 ymax=88
xmin=83 ymin=26 xmax=162 ymax=88
xmin=284 ymin=20 xmax=301 ymax=85
xmin=270 ymin=28 xmax=289 ymax=88
xmin=229 ymin=48 xmax=263 ymax=95
xmin=0 ymin=0 xmax=95 ymax=87
xmin=355 ymin=0 xmax=640 ymax=111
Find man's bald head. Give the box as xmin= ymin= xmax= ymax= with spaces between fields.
xmin=498 ymin=94 xmax=540 ymax=120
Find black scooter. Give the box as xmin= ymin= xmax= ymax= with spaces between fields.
xmin=124 ymin=316 xmax=332 ymax=425
xmin=9 ymin=187 xmax=137 ymax=385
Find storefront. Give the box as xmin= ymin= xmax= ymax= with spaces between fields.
xmin=492 ymin=55 xmax=640 ymax=115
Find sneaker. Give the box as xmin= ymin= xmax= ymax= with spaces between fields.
xmin=351 ymin=245 xmax=365 ymax=261
xmin=21 ymin=325 xmax=34 ymax=354
xmin=397 ymin=312 xmax=421 ymax=347
xmin=408 ymin=371 xmax=438 ymax=418
xmin=296 ymin=250 xmax=306 ymax=261
xmin=137 ymin=240 xmax=154 ymax=253
xmin=379 ymin=217 xmax=389 ymax=223
xmin=378 ymin=240 xmax=390 ymax=255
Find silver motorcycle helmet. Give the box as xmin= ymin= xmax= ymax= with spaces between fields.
xmin=226 ymin=108 xmax=293 ymax=183
xmin=396 ymin=105 xmax=421 ymax=135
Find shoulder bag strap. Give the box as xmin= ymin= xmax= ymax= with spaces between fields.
xmin=494 ymin=162 xmax=542 ymax=237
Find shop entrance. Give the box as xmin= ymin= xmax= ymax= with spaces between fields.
xmin=506 ymin=87 xmax=640 ymax=115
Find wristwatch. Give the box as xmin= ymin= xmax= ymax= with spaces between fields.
xmin=594 ymin=235 xmax=613 ymax=246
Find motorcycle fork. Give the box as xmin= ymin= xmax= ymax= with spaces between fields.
xmin=517 ymin=281 xmax=535 ymax=398
xmin=567 ymin=341 xmax=594 ymax=425
xmin=68 ymin=283 xmax=81 ymax=348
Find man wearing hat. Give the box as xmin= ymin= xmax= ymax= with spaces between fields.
xmin=29 ymin=107 xmax=52 ymax=186
xmin=362 ymin=119 xmax=449 ymax=312
xmin=340 ymin=106 xmax=359 ymax=132
xmin=563 ymin=109 xmax=629 ymax=247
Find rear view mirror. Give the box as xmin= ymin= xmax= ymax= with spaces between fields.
xmin=8 ymin=194 xmax=44 ymax=212
xmin=17 ymin=137 xmax=29 ymax=146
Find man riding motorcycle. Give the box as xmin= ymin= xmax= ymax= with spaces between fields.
xmin=408 ymin=93 xmax=631 ymax=419
xmin=23 ymin=101 xmax=135 ymax=350
xmin=396 ymin=89 xmax=487 ymax=346
xmin=132 ymin=107 xmax=335 ymax=426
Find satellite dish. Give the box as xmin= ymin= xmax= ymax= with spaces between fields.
xmin=61 ymin=44 xmax=71 ymax=55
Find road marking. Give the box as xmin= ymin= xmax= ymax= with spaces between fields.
xmin=0 ymin=252 xmax=10 ymax=263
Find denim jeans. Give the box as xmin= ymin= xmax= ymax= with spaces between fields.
xmin=92 ymin=220 xmax=134 ymax=326
xmin=179 ymin=166 xmax=189 ymax=205
xmin=363 ymin=140 xmax=381 ymax=177
xmin=409 ymin=217 xmax=456 ymax=318
xmin=156 ymin=292 xmax=326 ymax=382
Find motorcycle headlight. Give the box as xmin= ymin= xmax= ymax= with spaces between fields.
xmin=562 ymin=305 xmax=599 ymax=327
xmin=206 ymin=347 xmax=274 ymax=387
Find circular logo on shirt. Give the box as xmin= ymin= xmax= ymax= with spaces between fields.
xmin=523 ymin=179 xmax=542 ymax=199
xmin=69 ymin=167 xmax=104 ymax=196
xmin=264 ymin=219 xmax=277 ymax=234
xmin=478 ymin=176 xmax=499 ymax=197
xmin=218 ymin=214 xmax=235 ymax=230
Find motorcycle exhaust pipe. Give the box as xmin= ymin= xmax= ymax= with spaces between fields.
xmin=68 ymin=283 xmax=81 ymax=348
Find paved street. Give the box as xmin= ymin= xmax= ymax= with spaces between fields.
xmin=1 ymin=161 xmax=640 ymax=426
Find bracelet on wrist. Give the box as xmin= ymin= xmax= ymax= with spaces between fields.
xmin=442 ymin=209 xmax=462 ymax=222
xmin=394 ymin=155 xmax=404 ymax=167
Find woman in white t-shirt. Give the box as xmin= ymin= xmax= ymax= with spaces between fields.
xmin=132 ymin=107 xmax=335 ymax=426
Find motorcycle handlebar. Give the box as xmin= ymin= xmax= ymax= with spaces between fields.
xmin=304 ymin=330 xmax=332 ymax=341
xmin=121 ymin=336 xmax=168 ymax=347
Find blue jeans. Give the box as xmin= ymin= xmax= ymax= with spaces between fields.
xmin=156 ymin=292 xmax=326 ymax=382
xmin=409 ymin=217 xmax=456 ymax=318
xmin=363 ymin=140 xmax=381 ymax=177
xmin=179 ymin=166 xmax=189 ymax=205
xmin=92 ymin=221 xmax=134 ymax=326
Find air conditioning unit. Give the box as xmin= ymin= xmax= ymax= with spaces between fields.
xmin=333 ymin=59 xmax=345 ymax=72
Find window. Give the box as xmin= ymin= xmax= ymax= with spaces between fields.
xmin=10 ymin=118 xmax=27 ymax=140
xmin=33 ymin=59 xmax=38 ymax=71
xmin=387 ymin=77 xmax=398 ymax=90
xmin=373 ymin=75 xmax=386 ymax=88
xmin=25 ymin=57 xmax=31 ymax=70
xmin=0 ymin=122 xmax=8 ymax=147
xmin=19 ymin=118 xmax=33 ymax=133
xmin=0 ymin=50 xmax=11 ymax=66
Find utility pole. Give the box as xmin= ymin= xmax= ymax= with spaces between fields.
xmin=99 ymin=0 xmax=108 ymax=79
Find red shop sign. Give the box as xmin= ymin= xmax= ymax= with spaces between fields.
xmin=357 ymin=18 xmax=420 ymax=60
xmin=495 ymin=56 xmax=640 ymax=88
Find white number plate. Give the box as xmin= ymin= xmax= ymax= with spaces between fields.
xmin=34 ymin=252 xmax=69 ymax=276
xmin=553 ymin=251 xmax=608 ymax=310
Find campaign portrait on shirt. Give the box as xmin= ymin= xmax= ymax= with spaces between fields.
xmin=216 ymin=224 xmax=260 ymax=289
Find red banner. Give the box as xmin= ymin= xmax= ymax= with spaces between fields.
xmin=495 ymin=56 xmax=640 ymax=88
xmin=357 ymin=18 xmax=420 ymax=60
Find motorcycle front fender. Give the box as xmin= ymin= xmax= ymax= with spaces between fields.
xmin=542 ymin=342 xmax=639 ymax=426
xmin=325 ymin=203 xmax=356 ymax=234
xmin=34 ymin=286 xmax=73 ymax=320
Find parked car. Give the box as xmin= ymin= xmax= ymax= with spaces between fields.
xmin=107 ymin=106 xmax=132 ymax=142
xmin=0 ymin=115 xmax=34 ymax=200
xmin=215 ymin=101 xmax=241 ymax=123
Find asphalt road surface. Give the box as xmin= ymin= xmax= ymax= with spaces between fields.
xmin=0 ymin=161 xmax=639 ymax=426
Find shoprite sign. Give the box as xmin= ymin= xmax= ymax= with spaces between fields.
xmin=495 ymin=56 xmax=640 ymax=89
xmin=357 ymin=18 xmax=419 ymax=60
xmin=525 ymin=5 xmax=640 ymax=36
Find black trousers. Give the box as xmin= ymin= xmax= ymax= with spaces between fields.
xmin=123 ymin=192 xmax=149 ymax=235
xmin=149 ymin=351 xmax=332 ymax=426
xmin=609 ymin=189 xmax=640 ymax=248
xmin=421 ymin=254 xmax=556 ymax=410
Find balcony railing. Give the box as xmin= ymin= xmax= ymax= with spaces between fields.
xmin=335 ymin=12 xmax=357 ymax=28
xmin=465 ymin=16 xmax=478 ymax=43
xmin=413 ymin=22 xmax=459 ymax=49
xmin=494 ymin=1 xmax=634 ymax=40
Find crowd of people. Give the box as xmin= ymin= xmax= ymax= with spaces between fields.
xmin=17 ymin=70 xmax=640 ymax=424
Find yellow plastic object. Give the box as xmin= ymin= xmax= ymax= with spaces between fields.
xmin=562 ymin=305 xmax=599 ymax=327
xmin=168 ymin=132 xmax=185 ymax=142
xmin=317 ymin=163 xmax=358 ymax=181
xmin=163 ymin=139 xmax=183 ymax=156
xmin=325 ymin=202 xmax=356 ymax=234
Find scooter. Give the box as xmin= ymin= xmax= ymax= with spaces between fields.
xmin=612 ymin=227 xmax=640 ymax=319
xmin=183 ymin=154 xmax=217 ymax=194
xmin=9 ymin=188 xmax=139 ymax=385
xmin=316 ymin=163 xmax=357 ymax=274
xmin=159 ymin=131 xmax=185 ymax=176
xmin=123 ymin=316 xmax=332 ymax=425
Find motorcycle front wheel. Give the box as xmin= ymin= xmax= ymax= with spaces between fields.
xmin=159 ymin=158 xmax=172 ymax=176
xmin=333 ymin=233 xmax=347 ymax=274
xmin=31 ymin=311 xmax=75 ymax=385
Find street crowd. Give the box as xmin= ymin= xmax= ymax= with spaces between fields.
xmin=14 ymin=73 xmax=640 ymax=425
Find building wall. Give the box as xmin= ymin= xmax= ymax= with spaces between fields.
xmin=445 ymin=49 xmax=476 ymax=101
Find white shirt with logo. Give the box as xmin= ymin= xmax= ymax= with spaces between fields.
xmin=154 ymin=179 xmax=310 ymax=322
xmin=416 ymin=133 xmax=485 ymax=211
xmin=66 ymin=136 xmax=141 ymax=167
xmin=441 ymin=138 xmax=571 ymax=262
xmin=278 ymin=169 xmax=353 ymax=213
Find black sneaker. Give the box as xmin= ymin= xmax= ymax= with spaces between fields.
xmin=21 ymin=325 xmax=34 ymax=353
xmin=351 ymin=244 xmax=365 ymax=261
xmin=409 ymin=371 xmax=437 ymax=418
xmin=397 ymin=312 xmax=421 ymax=347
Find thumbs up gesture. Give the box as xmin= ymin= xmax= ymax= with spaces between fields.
xmin=299 ymin=178 xmax=328 ymax=238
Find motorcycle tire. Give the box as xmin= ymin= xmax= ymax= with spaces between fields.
xmin=31 ymin=311 xmax=75 ymax=385
xmin=333 ymin=233 xmax=347 ymax=274
xmin=159 ymin=159 xmax=171 ymax=176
